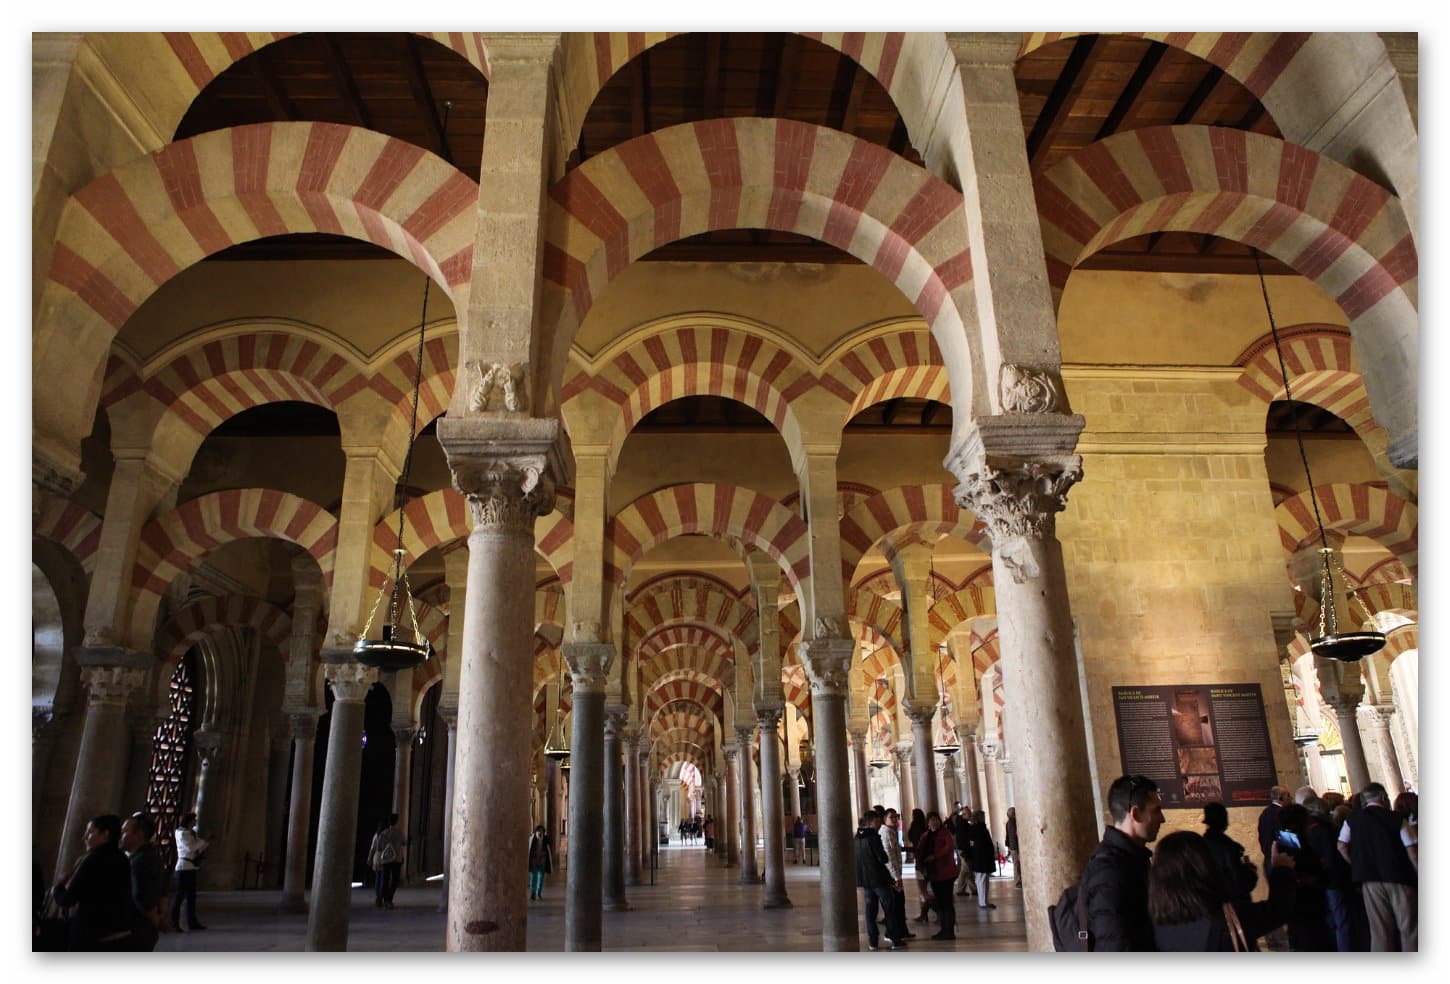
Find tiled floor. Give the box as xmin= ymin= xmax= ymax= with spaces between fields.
xmin=157 ymin=843 xmax=1030 ymax=952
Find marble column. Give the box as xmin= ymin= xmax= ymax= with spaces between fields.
xmin=895 ymin=743 xmax=915 ymax=822
xmin=562 ymin=642 xmax=611 ymax=950
xmin=305 ymin=661 xmax=378 ymax=951
xmin=121 ymin=707 xmax=159 ymax=816
xmin=715 ymin=775 xmax=729 ymax=859
xmin=787 ymin=765 xmax=803 ymax=823
xmin=545 ymin=756 xmax=562 ymax=861
xmin=437 ymin=706 xmax=457 ymax=912
xmin=958 ymin=734 xmax=983 ymax=808
xmin=440 ymin=447 xmax=558 ymax=953
xmin=266 ymin=734 xmax=293 ymax=887
xmin=736 ymin=725 xmax=761 ymax=883
xmin=1327 ymin=696 xmax=1372 ymax=792
xmin=623 ymin=726 xmax=642 ymax=887
xmin=634 ymin=741 xmax=651 ymax=879
xmin=723 ymin=747 xmax=741 ymax=867
xmin=980 ymin=743 xmax=1004 ymax=844
xmin=392 ymin=726 xmax=415 ymax=881
xmin=934 ymin=752 xmax=954 ymax=814
xmin=279 ymin=710 xmax=320 ymax=913
xmin=905 ymin=703 xmax=939 ymax=817
xmin=602 ymin=710 xmax=629 ymax=911
xmin=799 ymin=631 xmax=859 ymax=951
xmin=57 ymin=663 xmax=147 ymax=876
xmin=847 ymin=729 xmax=870 ymax=818
xmin=756 ymin=706 xmax=791 ymax=907
xmin=33 ymin=708 xmax=62 ymax=834
xmin=1362 ymin=705 xmax=1405 ymax=798
xmin=948 ymin=418 xmax=1098 ymax=952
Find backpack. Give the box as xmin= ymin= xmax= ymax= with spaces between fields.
xmin=376 ymin=832 xmax=399 ymax=865
xmin=1048 ymin=876 xmax=1093 ymax=952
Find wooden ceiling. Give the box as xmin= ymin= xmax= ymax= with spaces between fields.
xmin=185 ymin=31 xmax=1288 ymax=273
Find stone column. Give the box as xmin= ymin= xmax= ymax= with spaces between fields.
xmin=33 ymin=707 xmax=62 ymax=833
xmin=958 ymin=735 xmax=983 ymax=808
xmin=191 ymin=728 xmax=223 ymax=836
xmin=934 ymin=751 xmax=954 ymax=814
xmin=1361 ymin=704 xmax=1404 ymax=797
xmin=715 ymin=774 xmax=729 ymax=859
xmin=57 ymin=662 xmax=147 ymax=875
xmin=847 ymin=729 xmax=870 ymax=818
xmin=265 ymin=734 xmax=293 ymax=887
xmin=391 ymin=726 xmax=415 ymax=881
xmin=562 ymin=641 xmax=611 ymax=950
xmin=895 ymin=744 xmax=915 ymax=822
xmin=905 ymin=702 xmax=939 ymax=817
xmin=279 ymin=710 xmax=320 ymax=913
xmin=439 ymin=449 xmax=558 ymax=953
xmin=723 ymin=747 xmax=741 ymax=867
xmin=980 ymin=742 xmax=1004 ymax=843
xmin=436 ymin=706 xmax=458 ymax=911
xmin=601 ymin=709 xmax=629 ymax=911
xmin=787 ymin=765 xmax=803 ymax=823
xmin=1001 ymin=755 xmax=1017 ymax=810
xmin=948 ymin=416 xmax=1098 ymax=952
xmin=1326 ymin=695 xmax=1372 ymax=793
xmin=121 ymin=706 xmax=160 ymax=816
xmin=635 ymin=741 xmax=651 ymax=879
xmin=799 ymin=631 xmax=859 ymax=951
xmin=305 ymin=662 xmax=378 ymax=951
xmin=545 ymin=756 xmax=562 ymax=862
xmin=736 ymin=724 xmax=761 ymax=883
xmin=756 ymin=706 xmax=791 ymax=907
xmin=623 ymin=726 xmax=642 ymax=887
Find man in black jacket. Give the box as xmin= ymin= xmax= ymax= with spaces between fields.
xmin=1256 ymin=786 xmax=1289 ymax=876
xmin=120 ymin=813 xmax=165 ymax=951
xmin=1081 ymin=774 xmax=1165 ymax=951
xmin=855 ymin=813 xmax=907 ymax=951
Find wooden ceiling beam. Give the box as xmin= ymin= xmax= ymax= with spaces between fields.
xmin=631 ymin=49 xmax=650 ymax=137
xmin=321 ymin=35 xmax=372 ymax=130
xmin=702 ymin=33 xmax=724 ymax=118
xmin=1093 ymin=42 xmax=1166 ymax=141
xmin=401 ymin=35 xmax=452 ymax=164
xmin=772 ymin=33 xmax=801 ymax=118
xmin=1026 ymin=34 xmax=1101 ymax=168
xmin=1174 ymin=65 xmax=1224 ymax=125
xmin=1236 ymin=103 xmax=1267 ymax=132
xmin=247 ymin=45 xmax=294 ymax=120
xmin=756 ymin=33 xmax=785 ymax=118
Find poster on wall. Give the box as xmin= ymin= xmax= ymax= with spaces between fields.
xmin=1111 ymin=683 xmax=1277 ymax=808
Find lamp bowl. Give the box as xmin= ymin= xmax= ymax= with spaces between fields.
xmin=1309 ymin=631 xmax=1386 ymax=663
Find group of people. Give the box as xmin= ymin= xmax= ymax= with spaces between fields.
xmin=855 ymin=800 xmax=1017 ymax=949
xmin=37 ymin=811 xmax=209 ymax=951
xmin=1075 ymin=774 xmax=1418 ymax=952
xmin=678 ymin=816 xmax=711 ymax=845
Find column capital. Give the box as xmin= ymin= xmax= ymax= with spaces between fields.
xmin=903 ymin=700 xmax=938 ymax=726
xmin=754 ymin=702 xmax=785 ymax=728
xmin=894 ymin=743 xmax=913 ymax=764
xmin=438 ymin=416 xmax=568 ymax=533
xmin=80 ymin=664 xmax=147 ymax=707
xmin=1362 ymin=703 xmax=1396 ymax=728
xmin=393 ymin=725 xmax=418 ymax=746
xmin=326 ymin=661 xmax=378 ymax=702
xmin=287 ymin=710 xmax=321 ymax=741
xmin=799 ymin=635 xmax=854 ymax=698
xmin=723 ymin=746 xmax=739 ymax=765
xmin=603 ymin=705 xmax=630 ymax=739
xmin=438 ymin=703 xmax=458 ymax=729
xmin=734 ymin=724 xmax=757 ymax=746
xmin=562 ymin=641 xmax=614 ymax=695
xmin=193 ymin=727 xmax=223 ymax=765
xmin=979 ymin=739 xmax=1001 ymax=760
xmin=1323 ymin=691 xmax=1364 ymax=715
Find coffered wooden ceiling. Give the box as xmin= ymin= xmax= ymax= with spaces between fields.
xmin=182 ymin=31 xmax=1288 ymax=273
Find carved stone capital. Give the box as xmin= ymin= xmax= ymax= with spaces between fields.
xmin=603 ymin=706 xmax=630 ymax=741
xmin=452 ymin=457 xmax=556 ymax=534
xmin=903 ymin=700 xmax=938 ymax=726
xmin=811 ymin=614 xmax=851 ymax=641
xmin=735 ymin=724 xmax=757 ymax=747
xmin=438 ymin=703 xmax=459 ymax=730
xmin=562 ymin=642 xmax=614 ymax=695
xmin=754 ymin=703 xmax=784 ymax=729
xmin=799 ymin=636 xmax=854 ymax=698
xmin=81 ymin=665 xmax=147 ymax=707
xmin=979 ymin=739 xmax=1000 ymax=760
xmin=894 ymin=743 xmax=913 ymax=764
xmin=393 ymin=726 xmax=418 ymax=747
xmin=723 ymin=746 xmax=739 ymax=764
xmin=1362 ymin=704 xmax=1396 ymax=730
xmin=287 ymin=710 xmax=321 ymax=742
xmin=326 ymin=662 xmax=379 ymax=703
xmin=193 ymin=728 xmax=223 ymax=766
xmin=847 ymin=729 xmax=868 ymax=748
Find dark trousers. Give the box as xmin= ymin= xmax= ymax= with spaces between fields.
xmin=930 ymin=878 xmax=956 ymax=936
xmin=375 ymin=862 xmax=400 ymax=905
xmin=862 ymin=885 xmax=892 ymax=947
xmin=1325 ymin=888 xmax=1352 ymax=952
xmin=170 ymin=869 xmax=200 ymax=929
xmin=885 ymin=886 xmax=909 ymax=942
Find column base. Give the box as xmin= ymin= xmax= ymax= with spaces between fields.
xmin=762 ymin=895 xmax=793 ymax=909
xmin=603 ymin=899 xmax=631 ymax=912
xmin=276 ymin=896 xmax=308 ymax=915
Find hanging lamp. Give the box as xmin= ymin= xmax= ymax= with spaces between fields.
xmin=543 ymin=658 xmax=571 ymax=762
xmin=1255 ymin=250 xmax=1385 ymax=662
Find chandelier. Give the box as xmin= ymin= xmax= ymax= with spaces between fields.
xmin=543 ymin=658 xmax=571 ymax=764
xmin=1255 ymin=251 xmax=1384 ymax=662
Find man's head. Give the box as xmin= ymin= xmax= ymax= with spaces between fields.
xmin=1107 ymin=774 xmax=1165 ymax=846
xmin=860 ymin=812 xmax=880 ymax=830
xmin=1007 ymin=806 xmax=1016 ymax=819
xmin=1202 ymin=801 xmax=1229 ymax=832
xmin=120 ymin=813 xmax=156 ymax=853
xmin=873 ymin=806 xmax=886 ymax=824
xmin=179 ymin=812 xmax=197 ymax=829
xmin=1361 ymin=782 xmax=1389 ymax=806
xmin=953 ymin=801 xmax=963 ymax=814
xmin=1293 ymin=785 xmax=1317 ymax=805
xmin=884 ymin=808 xmax=900 ymax=829
xmin=1269 ymin=786 xmax=1290 ymax=806
xmin=534 ymin=825 xmax=545 ymax=836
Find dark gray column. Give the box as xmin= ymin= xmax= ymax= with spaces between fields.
xmin=800 ymin=632 xmax=859 ymax=951
xmin=304 ymin=663 xmax=377 ymax=951
xmin=57 ymin=663 xmax=146 ymax=876
xmin=436 ymin=706 xmax=457 ymax=912
xmin=602 ymin=707 xmax=629 ymax=911
xmin=562 ymin=642 xmax=611 ymax=951
xmin=624 ymin=728 xmax=642 ymax=886
xmin=736 ymin=724 xmax=760 ymax=883
xmin=279 ymin=710 xmax=319 ymax=913
xmin=723 ymin=748 xmax=740 ymax=867
xmin=756 ymin=706 xmax=791 ymax=907
xmin=905 ymin=702 xmax=939 ymax=817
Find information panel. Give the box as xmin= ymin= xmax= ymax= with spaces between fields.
xmin=1111 ymin=684 xmax=1277 ymax=808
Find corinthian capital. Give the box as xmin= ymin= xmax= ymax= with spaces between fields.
xmin=81 ymin=665 xmax=146 ymax=707
xmin=798 ymin=636 xmax=853 ymax=698
xmin=326 ymin=661 xmax=379 ymax=703
xmin=603 ymin=706 xmax=629 ymax=740
xmin=735 ymin=724 xmax=757 ymax=746
xmin=754 ymin=702 xmax=784 ymax=729
xmin=903 ymin=700 xmax=938 ymax=726
xmin=438 ymin=416 xmax=567 ymax=533
xmin=193 ymin=728 xmax=223 ymax=766
xmin=562 ymin=642 xmax=614 ymax=695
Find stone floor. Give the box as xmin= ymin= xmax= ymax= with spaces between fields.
xmin=157 ymin=842 xmax=1030 ymax=952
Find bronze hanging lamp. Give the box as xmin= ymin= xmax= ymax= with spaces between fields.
xmin=1255 ymin=250 xmax=1385 ymax=662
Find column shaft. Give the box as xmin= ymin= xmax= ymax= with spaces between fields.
xmin=1334 ymin=702 xmax=1372 ymax=792
xmin=265 ymin=737 xmax=292 ymax=888
xmin=849 ymin=733 xmax=870 ymax=819
xmin=562 ymin=655 xmax=608 ymax=951
xmin=57 ymin=666 xmax=142 ymax=876
xmin=737 ymin=729 xmax=760 ymax=883
xmin=304 ymin=680 xmax=370 ymax=951
xmin=896 ymin=747 xmax=915 ymax=824
xmin=601 ymin=712 xmax=628 ymax=910
xmin=1365 ymin=710 xmax=1405 ymax=798
xmin=801 ymin=635 xmax=858 ymax=951
xmin=910 ymin=713 xmax=939 ymax=816
xmin=724 ymin=751 xmax=741 ymax=866
xmin=757 ymin=711 xmax=791 ymax=907
xmin=437 ymin=711 xmax=457 ymax=912
xmin=624 ymin=735 xmax=642 ymax=886
xmin=279 ymin=716 xmax=318 ymax=913
xmin=392 ymin=728 xmax=414 ymax=881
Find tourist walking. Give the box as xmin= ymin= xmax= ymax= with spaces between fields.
xmin=368 ymin=814 xmax=405 ymax=909
xmin=792 ymin=816 xmax=808 ymax=863
xmin=120 ymin=813 xmax=165 ymax=950
xmin=965 ymin=809 xmax=997 ymax=909
xmin=527 ymin=824 xmax=553 ymax=900
xmin=1080 ymin=775 xmax=1164 ymax=950
xmin=914 ymin=811 xmax=960 ymax=940
xmin=1005 ymin=806 xmax=1021 ymax=887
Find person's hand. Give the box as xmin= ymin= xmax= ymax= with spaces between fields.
xmin=1269 ymin=841 xmax=1295 ymax=869
xmin=894 ymin=879 xmax=903 ymax=891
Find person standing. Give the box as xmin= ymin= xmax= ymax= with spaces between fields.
xmin=792 ymin=816 xmax=808 ymax=863
xmin=169 ymin=812 xmax=208 ymax=931
xmin=368 ymin=814 xmax=405 ymax=909
xmin=950 ymin=804 xmax=974 ymax=897
xmin=1005 ymin=807 xmax=1021 ymax=888
xmin=878 ymin=808 xmax=913 ymax=944
xmin=120 ymin=813 xmax=165 ymax=951
xmin=1338 ymin=782 xmax=1417 ymax=951
xmin=1257 ymin=786 xmax=1289 ymax=877
xmin=905 ymin=808 xmax=931 ymax=924
xmin=965 ymin=809 xmax=998 ymax=909
xmin=527 ymin=824 xmax=553 ymax=900
xmin=855 ymin=812 xmax=906 ymax=950
xmin=52 ymin=814 xmax=134 ymax=951
xmin=915 ymin=811 xmax=960 ymax=940
xmin=1080 ymin=775 xmax=1165 ymax=951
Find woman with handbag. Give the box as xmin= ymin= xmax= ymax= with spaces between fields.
xmin=915 ymin=811 xmax=961 ymax=940
xmin=1150 ymin=830 xmax=1297 ymax=950
xmin=50 ymin=814 xmax=134 ymax=951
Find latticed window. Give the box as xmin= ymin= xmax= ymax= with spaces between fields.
xmin=145 ymin=650 xmax=197 ymax=868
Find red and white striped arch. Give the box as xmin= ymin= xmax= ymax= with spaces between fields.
xmin=563 ymin=321 xmax=814 ymax=474
xmin=649 ymin=708 xmax=714 ymax=743
xmin=637 ymin=646 xmax=735 ymax=695
xmin=820 ymin=324 xmax=951 ymax=424
xmin=33 ymin=496 xmax=102 ymax=576
xmin=1383 ymin=624 xmax=1417 ymax=663
xmin=606 ymin=483 xmax=810 ymax=592
xmin=536 ymin=582 xmax=566 ymax=634
xmin=1036 ymin=126 xmax=1416 ymax=323
xmin=638 ymin=623 xmax=736 ymax=665
xmin=1350 ymin=581 xmax=1417 ymax=619
xmin=366 ymin=332 xmax=459 ymax=448
xmin=153 ymin=594 xmax=292 ymax=663
xmin=970 ymin=625 xmax=1000 ymax=682
xmin=542 ymin=119 xmax=975 ymax=410
xmin=646 ymin=678 xmax=726 ymax=722
xmin=1275 ymin=483 xmax=1417 ymax=579
xmin=846 ymin=589 xmax=905 ymax=656
xmin=780 ymin=665 xmax=813 ymax=723
xmin=129 ymin=489 xmax=337 ymax=648
xmin=928 ymin=581 xmax=997 ymax=651
xmin=839 ymin=484 xmax=988 ymax=583
xmin=625 ymin=575 xmax=756 ymax=644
